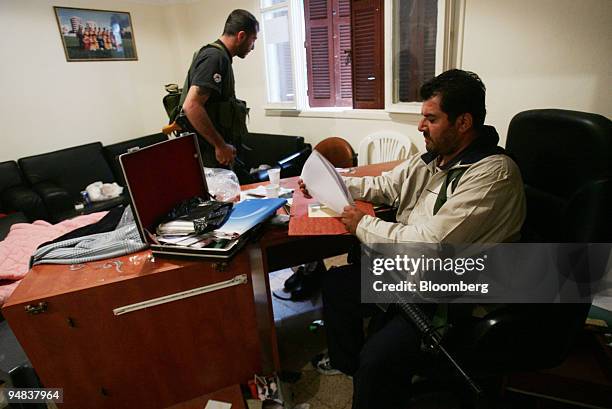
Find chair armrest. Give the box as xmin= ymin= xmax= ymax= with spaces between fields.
xmin=2 ymin=185 xmax=48 ymax=221
xmin=33 ymin=181 xmax=75 ymax=223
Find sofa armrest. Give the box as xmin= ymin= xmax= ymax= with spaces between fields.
xmin=1 ymin=185 xmax=48 ymax=222
xmin=33 ymin=181 xmax=74 ymax=223
xmin=0 ymin=212 xmax=28 ymax=241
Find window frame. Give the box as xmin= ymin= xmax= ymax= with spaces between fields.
xmin=260 ymin=1 xmax=296 ymax=110
xmin=262 ymin=0 xmax=465 ymax=115
xmin=385 ymin=0 xmax=465 ymax=114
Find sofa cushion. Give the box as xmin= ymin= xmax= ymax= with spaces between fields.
xmin=103 ymin=133 xmax=168 ymax=187
xmin=2 ymin=185 xmax=47 ymax=222
xmin=19 ymin=142 xmax=115 ymax=201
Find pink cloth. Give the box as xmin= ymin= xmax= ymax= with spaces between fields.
xmin=0 ymin=212 xmax=107 ymax=305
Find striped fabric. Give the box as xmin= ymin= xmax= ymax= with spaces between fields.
xmin=32 ymin=207 xmax=147 ymax=266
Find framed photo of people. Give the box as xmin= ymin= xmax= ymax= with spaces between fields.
xmin=53 ymin=6 xmax=138 ymax=62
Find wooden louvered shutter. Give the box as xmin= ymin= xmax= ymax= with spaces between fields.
xmin=351 ymin=0 xmax=384 ymax=109
xmin=305 ymin=0 xmax=335 ymax=107
xmin=335 ymin=0 xmax=352 ymax=106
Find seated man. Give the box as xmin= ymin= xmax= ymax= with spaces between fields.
xmin=300 ymin=69 xmax=526 ymax=409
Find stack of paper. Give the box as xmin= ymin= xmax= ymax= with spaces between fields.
xmin=301 ymin=150 xmax=354 ymax=215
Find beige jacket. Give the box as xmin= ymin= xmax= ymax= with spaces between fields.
xmin=344 ymin=152 xmax=526 ymax=245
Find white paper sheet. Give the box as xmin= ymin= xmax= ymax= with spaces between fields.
xmin=204 ymin=400 xmax=232 ymax=409
xmin=308 ymin=203 xmax=340 ymax=217
xmin=301 ymin=150 xmax=354 ymax=214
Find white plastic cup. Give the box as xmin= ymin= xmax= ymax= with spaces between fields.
xmin=267 ymin=168 xmax=281 ymax=187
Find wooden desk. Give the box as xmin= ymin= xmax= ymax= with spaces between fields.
xmin=2 ymin=160 xmax=402 ymax=408
xmin=2 ymin=248 xmax=267 ymax=409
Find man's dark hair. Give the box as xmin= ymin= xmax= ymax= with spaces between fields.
xmin=420 ymin=69 xmax=486 ymax=129
xmin=223 ymin=9 xmax=259 ymax=36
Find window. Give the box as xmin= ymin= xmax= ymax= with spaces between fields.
xmin=261 ymin=0 xmax=459 ymax=112
xmin=261 ymin=2 xmax=295 ymax=104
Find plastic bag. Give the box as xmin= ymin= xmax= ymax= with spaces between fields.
xmin=204 ymin=167 xmax=240 ymax=202
xmin=85 ymin=181 xmax=123 ymax=202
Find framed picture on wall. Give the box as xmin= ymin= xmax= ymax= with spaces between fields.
xmin=53 ymin=6 xmax=138 ymax=62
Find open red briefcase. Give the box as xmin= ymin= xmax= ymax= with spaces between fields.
xmin=120 ymin=133 xmax=251 ymax=259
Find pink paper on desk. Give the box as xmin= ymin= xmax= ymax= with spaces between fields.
xmin=288 ymin=190 xmax=374 ymax=235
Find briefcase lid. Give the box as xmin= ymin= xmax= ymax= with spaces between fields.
xmin=119 ymin=134 xmax=210 ymax=240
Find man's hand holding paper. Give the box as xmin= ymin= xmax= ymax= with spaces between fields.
xmin=300 ymin=150 xmax=354 ymax=215
xmin=300 ymin=150 xmax=373 ymax=235
xmin=341 ymin=205 xmax=366 ymax=235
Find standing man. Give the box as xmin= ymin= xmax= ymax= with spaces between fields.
xmin=301 ymin=69 xmax=526 ymax=408
xmin=181 ymin=9 xmax=258 ymax=173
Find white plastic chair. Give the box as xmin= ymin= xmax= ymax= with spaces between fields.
xmin=358 ymin=132 xmax=417 ymax=165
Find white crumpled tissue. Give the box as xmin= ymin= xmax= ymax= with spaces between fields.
xmin=85 ymin=181 xmax=124 ymax=202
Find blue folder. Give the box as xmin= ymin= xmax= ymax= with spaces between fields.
xmin=216 ymin=198 xmax=287 ymax=236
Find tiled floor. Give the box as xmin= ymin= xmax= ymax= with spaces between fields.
xmin=270 ymin=255 xmax=355 ymax=409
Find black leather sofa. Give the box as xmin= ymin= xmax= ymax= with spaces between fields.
xmin=19 ymin=142 xmax=127 ymax=223
xmin=1 ymin=131 xmax=309 ymax=234
xmin=16 ymin=133 xmax=172 ymax=223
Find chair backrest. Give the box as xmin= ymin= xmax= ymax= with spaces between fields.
xmin=506 ymin=109 xmax=612 ymax=243
xmin=241 ymin=132 xmax=309 ymax=169
xmin=358 ymin=132 xmax=417 ymax=165
xmin=467 ymin=109 xmax=612 ymax=372
xmin=314 ymin=137 xmax=356 ymax=168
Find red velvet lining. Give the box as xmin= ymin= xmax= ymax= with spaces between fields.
xmin=120 ymin=135 xmax=209 ymax=236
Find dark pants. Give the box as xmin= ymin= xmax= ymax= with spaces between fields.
xmin=197 ymin=137 xmax=254 ymax=185
xmin=322 ymin=264 xmax=428 ymax=409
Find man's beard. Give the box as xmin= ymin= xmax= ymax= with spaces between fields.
xmin=423 ymin=132 xmax=437 ymax=154
xmin=423 ymin=129 xmax=459 ymax=156
xmin=236 ymin=43 xmax=250 ymax=58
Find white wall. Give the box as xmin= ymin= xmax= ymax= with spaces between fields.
xmin=1 ymin=0 xmax=610 ymax=162
xmin=0 ymin=0 xmax=181 ymax=161
xmin=461 ymin=0 xmax=612 ymax=143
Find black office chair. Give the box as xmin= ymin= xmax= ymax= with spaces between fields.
xmin=440 ymin=109 xmax=612 ymax=397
